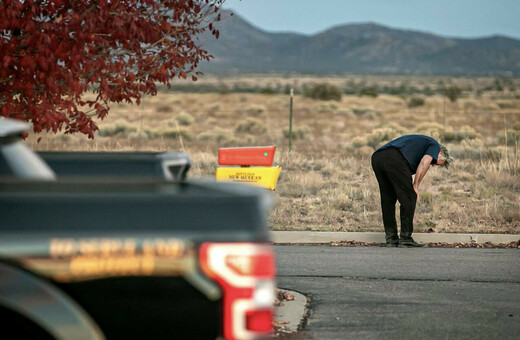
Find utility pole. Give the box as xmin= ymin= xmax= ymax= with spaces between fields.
xmin=442 ymin=95 xmax=446 ymax=142
xmin=289 ymin=88 xmax=293 ymax=153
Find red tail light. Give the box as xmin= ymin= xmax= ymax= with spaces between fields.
xmin=200 ymin=243 xmax=276 ymax=340
xmin=246 ymin=310 xmax=273 ymax=332
xmin=225 ymin=254 xmax=275 ymax=277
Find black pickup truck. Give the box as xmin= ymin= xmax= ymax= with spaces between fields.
xmin=0 ymin=118 xmax=276 ymax=340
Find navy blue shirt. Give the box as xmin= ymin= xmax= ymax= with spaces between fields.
xmin=376 ymin=135 xmax=440 ymax=174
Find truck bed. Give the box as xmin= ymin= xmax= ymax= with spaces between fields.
xmin=0 ymin=179 xmax=271 ymax=241
xmin=1 ymin=151 xmax=191 ymax=181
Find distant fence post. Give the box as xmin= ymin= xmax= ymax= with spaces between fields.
xmin=289 ymin=88 xmax=293 ymax=153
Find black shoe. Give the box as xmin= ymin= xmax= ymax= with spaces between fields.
xmin=399 ymin=239 xmax=425 ymax=247
xmin=380 ymin=242 xmax=399 ymax=247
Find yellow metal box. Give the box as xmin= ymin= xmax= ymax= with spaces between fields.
xmin=216 ymin=166 xmax=281 ymax=190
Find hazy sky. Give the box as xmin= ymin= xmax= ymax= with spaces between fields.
xmin=223 ymin=0 xmax=520 ymax=39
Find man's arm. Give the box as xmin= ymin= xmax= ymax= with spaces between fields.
xmin=413 ymin=154 xmax=433 ymax=197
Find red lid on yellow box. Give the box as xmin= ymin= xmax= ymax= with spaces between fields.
xmin=218 ymin=146 xmax=276 ymax=166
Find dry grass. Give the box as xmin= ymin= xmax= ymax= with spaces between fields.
xmin=27 ymin=76 xmax=520 ymax=234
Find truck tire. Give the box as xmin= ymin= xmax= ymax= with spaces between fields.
xmin=0 ymin=306 xmax=55 ymax=340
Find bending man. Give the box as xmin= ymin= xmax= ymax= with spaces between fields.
xmin=371 ymin=134 xmax=452 ymax=247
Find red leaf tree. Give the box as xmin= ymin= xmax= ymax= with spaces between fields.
xmin=0 ymin=0 xmax=225 ymax=138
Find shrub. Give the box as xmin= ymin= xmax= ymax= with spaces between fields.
xmin=189 ymin=152 xmax=217 ymax=177
xmin=176 ymin=113 xmax=195 ymax=126
xmin=206 ymin=104 xmax=220 ymax=114
xmin=351 ymin=136 xmax=366 ymax=149
xmin=260 ymin=87 xmax=275 ymax=95
xmin=443 ymin=126 xmax=480 ymax=142
xmin=98 ymin=119 xmax=137 ymax=137
xmin=483 ymin=147 xmax=503 ymax=162
xmin=304 ymin=83 xmax=342 ymax=101
xmin=408 ymin=96 xmax=425 ymax=108
xmin=497 ymin=129 xmax=520 ymax=146
xmin=416 ymin=122 xmax=444 ymax=140
xmin=449 ymin=139 xmax=484 ymax=160
xmin=384 ymin=122 xmax=407 ymax=134
xmin=218 ymin=84 xmax=230 ymax=95
xmin=353 ymin=146 xmax=375 ymax=159
xmin=497 ymin=102 xmax=516 ymax=109
xmin=315 ymin=102 xmax=338 ymax=113
xmin=352 ymin=124 xmax=406 ymax=149
xmin=337 ymin=108 xmax=355 ymax=117
xmin=198 ymin=127 xmax=234 ymax=143
xmin=156 ymin=104 xmax=173 ymax=113
xmin=235 ymin=118 xmax=267 ymax=135
xmin=245 ymin=104 xmax=265 ymax=116
xmin=153 ymin=127 xmax=193 ymax=140
xmin=365 ymin=127 xmax=401 ymax=148
xmin=352 ymin=109 xmax=379 ymax=120
xmin=444 ymin=85 xmax=462 ymax=103
xmin=283 ymin=125 xmax=310 ymax=140
xmin=358 ymin=86 xmax=378 ymax=98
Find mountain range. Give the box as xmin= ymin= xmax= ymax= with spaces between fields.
xmin=199 ymin=10 xmax=520 ymax=76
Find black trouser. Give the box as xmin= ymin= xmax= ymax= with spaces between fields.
xmin=371 ymin=148 xmax=417 ymax=243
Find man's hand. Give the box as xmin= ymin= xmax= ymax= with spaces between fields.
xmin=413 ymin=154 xmax=433 ymax=199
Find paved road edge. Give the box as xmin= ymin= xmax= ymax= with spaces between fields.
xmin=270 ymin=231 xmax=520 ymax=244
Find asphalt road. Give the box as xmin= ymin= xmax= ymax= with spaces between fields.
xmin=275 ymin=246 xmax=520 ymax=340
